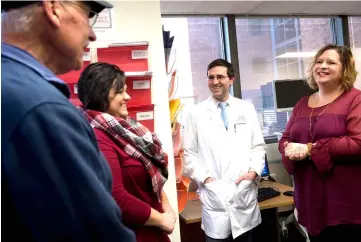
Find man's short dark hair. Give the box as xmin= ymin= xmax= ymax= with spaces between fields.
xmin=207 ymin=59 xmax=235 ymax=78
xmin=77 ymin=62 xmax=126 ymax=112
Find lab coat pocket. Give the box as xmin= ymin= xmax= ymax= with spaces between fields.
xmin=200 ymin=180 xmax=227 ymax=211
xmin=232 ymin=180 xmax=256 ymax=209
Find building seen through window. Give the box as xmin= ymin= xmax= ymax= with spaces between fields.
xmin=349 ymin=16 xmax=361 ymax=90
xmin=162 ymin=16 xmax=355 ymax=138
xmin=236 ymin=17 xmax=335 ymax=138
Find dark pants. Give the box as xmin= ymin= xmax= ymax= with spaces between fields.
xmin=206 ymin=229 xmax=253 ymax=242
xmin=308 ymin=224 xmax=361 ymax=242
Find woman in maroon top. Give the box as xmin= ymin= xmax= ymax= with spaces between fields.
xmin=77 ymin=62 xmax=176 ymax=242
xmin=279 ymin=44 xmax=361 ymax=242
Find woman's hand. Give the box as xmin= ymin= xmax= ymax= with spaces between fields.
xmin=160 ymin=191 xmax=176 ymax=234
xmin=145 ymin=206 xmax=176 ymax=234
xmin=162 ymin=203 xmax=176 ymax=223
xmin=284 ymin=141 xmax=308 ymax=161
xmin=160 ymin=211 xmax=176 ymax=234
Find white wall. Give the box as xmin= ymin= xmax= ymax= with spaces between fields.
xmin=91 ymin=1 xmax=180 ymax=241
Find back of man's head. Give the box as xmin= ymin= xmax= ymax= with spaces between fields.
xmin=2 ymin=1 xmax=112 ymax=75
xmin=1 ymin=1 xmax=113 ymax=15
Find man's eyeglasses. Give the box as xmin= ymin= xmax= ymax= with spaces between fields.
xmin=64 ymin=1 xmax=99 ymax=27
xmin=207 ymin=75 xmax=229 ymax=81
xmin=88 ymin=11 xmax=99 ymax=27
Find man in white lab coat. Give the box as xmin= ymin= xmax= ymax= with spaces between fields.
xmin=183 ymin=59 xmax=266 ymax=242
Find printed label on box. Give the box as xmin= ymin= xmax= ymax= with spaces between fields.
xmin=83 ymin=52 xmax=91 ymax=61
xmin=136 ymin=111 xmax=154 ymax=121
xmin=126 ymin=71 xmax=152 ymax=77
xmin=133 ymin=80 xmax=151 ymax=90
xmin=132 ymin=50 xmax=148 ymax=59
xmin=74 ymin=84 xmax=78 ymax=94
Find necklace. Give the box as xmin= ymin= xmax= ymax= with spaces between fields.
xmin=308 ymin=90 xmax=343 ymax=138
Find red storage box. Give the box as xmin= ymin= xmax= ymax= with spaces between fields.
xmin=57 ymin=61 xmax=89 ymax=83
xmin=58 ymin=61 xmax=90 ymax=99
xmin=128 ymin=104 xmax=155 ymax=132
xmin=126 ymin=72 xmax=152 ymax=106
xmin=57 ymin=48 xmax=91 ymax=98
xmin=69 ymin=98 xmax=82 ymax=107
xmin=97 ymin=45 xmax=149 ymax=72
xmin=57 ymin=48 xmax=90 ymax=83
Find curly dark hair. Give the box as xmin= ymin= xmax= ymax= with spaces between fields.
xmin=77 ymin=62 xmax=126 ymax=111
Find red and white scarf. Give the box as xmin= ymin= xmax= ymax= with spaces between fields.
xmin=78 ymin=107 xmax=168 ymax=201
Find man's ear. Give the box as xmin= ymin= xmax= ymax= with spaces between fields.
xmin=42 ymin=0 xmax=63 ymax=28
xmin=230 ymin=77 xmax=235 ymax=85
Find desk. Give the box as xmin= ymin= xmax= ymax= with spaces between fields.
xmin=179 ymin=181 xmax=294 ymax=242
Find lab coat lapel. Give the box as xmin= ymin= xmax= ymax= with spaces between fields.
xmin=220 ymin=105 xmax=239 ymax=177
xmin=205 ymin=98 xmax=230 ymax=178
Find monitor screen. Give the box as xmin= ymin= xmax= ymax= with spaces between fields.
xmin=273 ymin=79 xmax=316 ymax=112
xmin=261 ymin=155 xmax=270 ymax=177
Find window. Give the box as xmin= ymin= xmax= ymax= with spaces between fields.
xmin=285 ymin=19 xmax=297 ymax=39
xmin=349 ymin=16 xmax=361 ymax=90
xmin=248 ymin=18 xmax=264 ymax=36
xmin=252 ymin=57 xmax=268 ymax=73
xmin=275 ymin=24 xmax=285 ymax=43
xmin=235 ymin=17 xmax=337 ymax=138
xmin=162 ymin=17 xmax=224 ymax=104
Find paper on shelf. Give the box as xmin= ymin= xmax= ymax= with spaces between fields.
xmin=82 ymin=51 xmax=91 ymax=61
xmin=108 ymin=41 xmax=149 ymax=47
xmin=125 ymin=71 xmax=153 ymax=77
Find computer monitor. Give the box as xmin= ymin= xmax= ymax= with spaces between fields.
xmin=261 ymin=155 xmax=270 ymax=177
xmin=273 ymin=79 xmax=316 ymax=112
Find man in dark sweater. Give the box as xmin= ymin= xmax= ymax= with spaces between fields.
xmin=1 ymin=1 xmax=135 ymax=241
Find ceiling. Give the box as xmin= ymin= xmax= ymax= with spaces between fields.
xmin=160 ymin=0 xmax=361 ymax=15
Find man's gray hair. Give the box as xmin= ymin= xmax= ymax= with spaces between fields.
xmin=2 ymin=4 xmax=38 ymax=33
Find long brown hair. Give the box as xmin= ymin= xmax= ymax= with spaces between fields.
xmin=307 ymin=44 xmax=358 ymax=91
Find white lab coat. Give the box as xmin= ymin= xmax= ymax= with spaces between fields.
xmin=182 ymin=95 xmax=266 ymax=239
